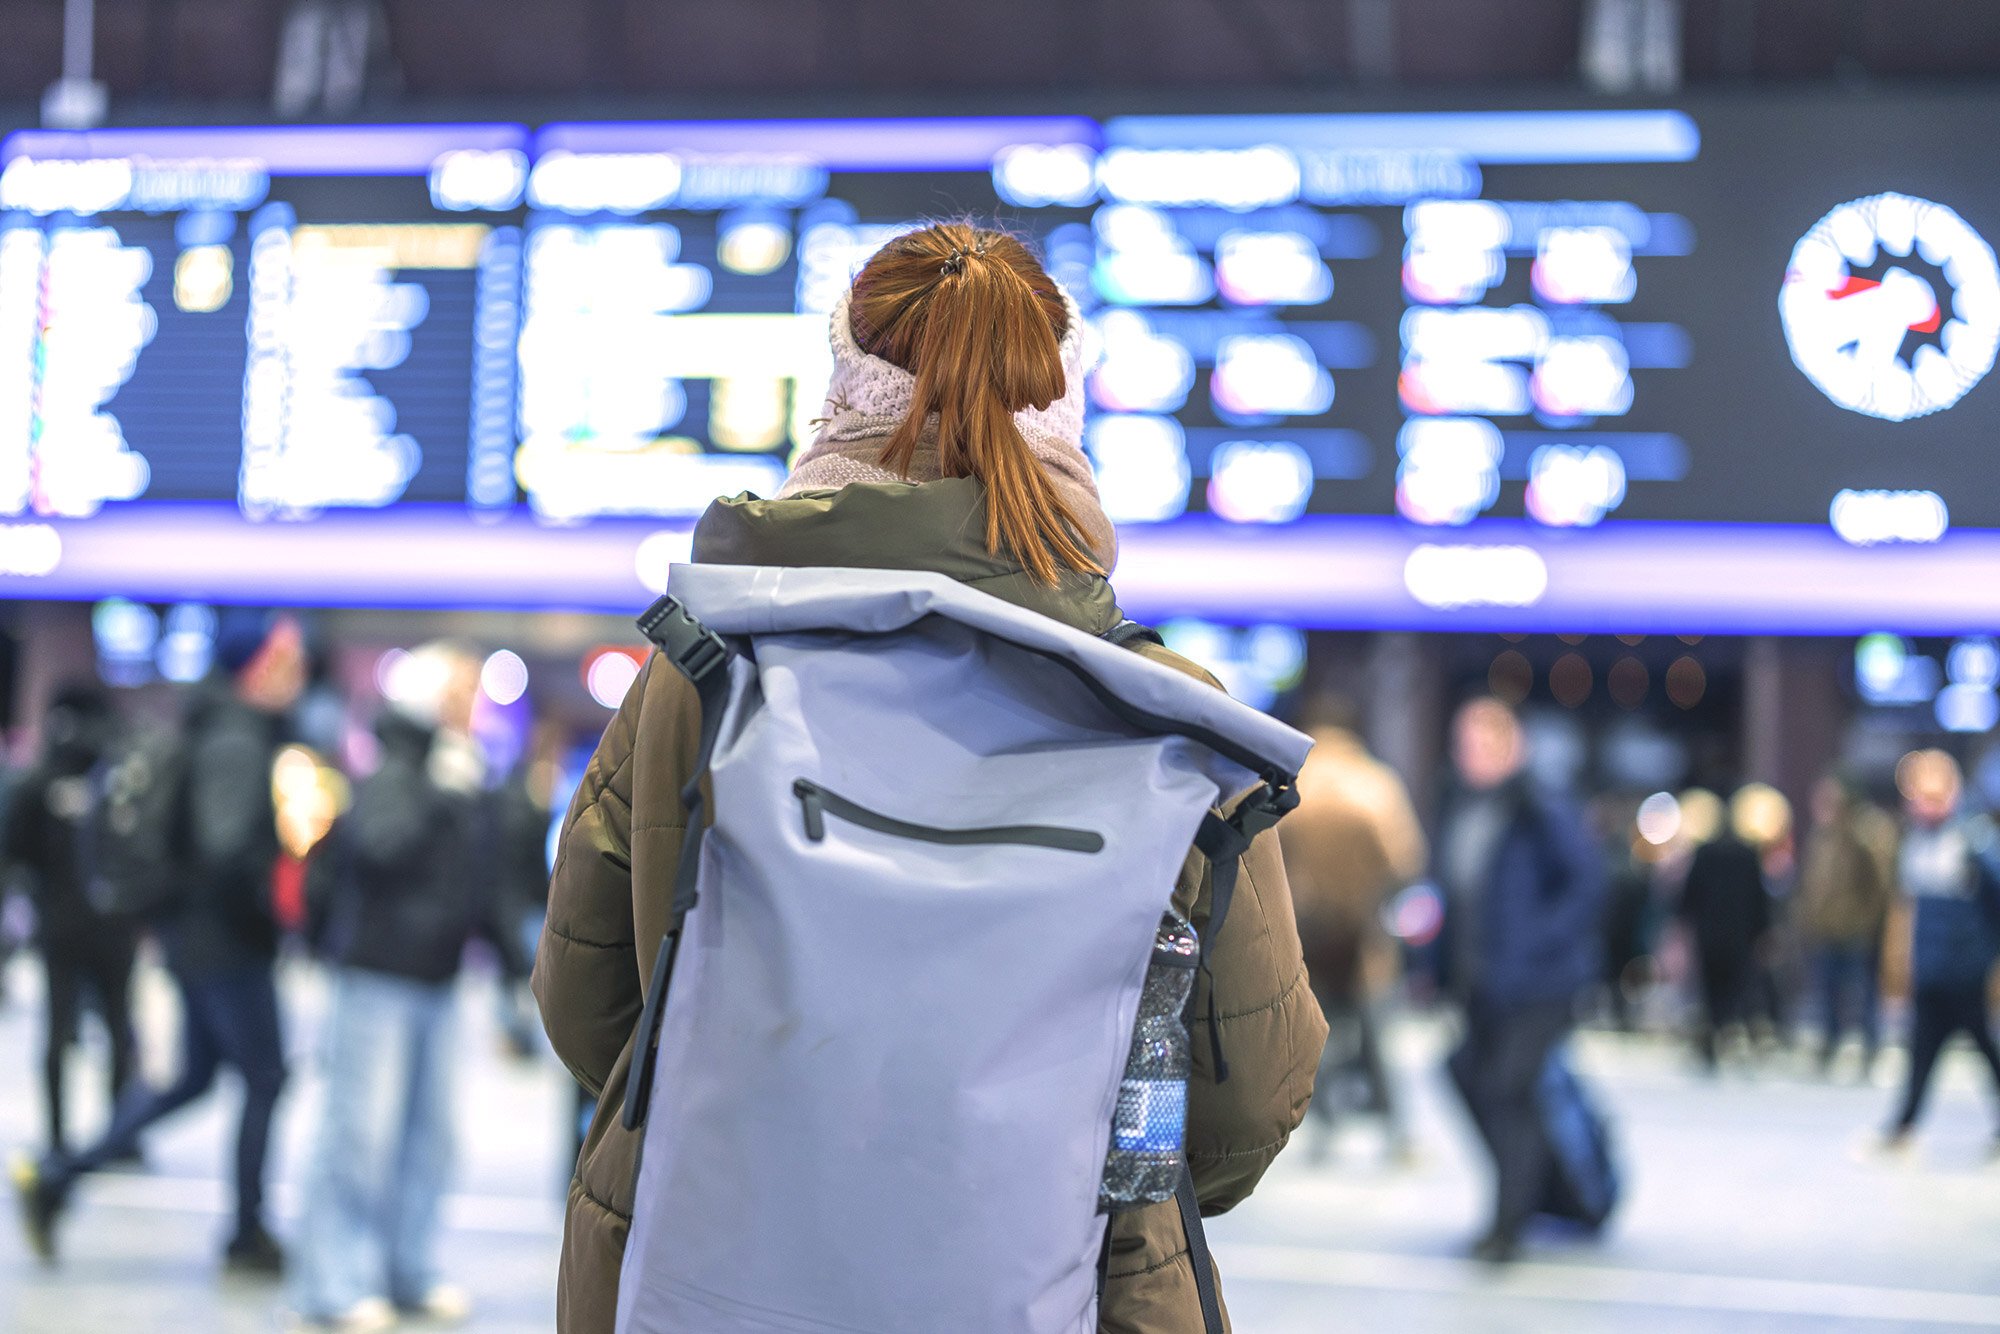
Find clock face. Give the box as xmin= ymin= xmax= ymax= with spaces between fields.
xmin=1779 ymin=193 xmax=2000 ymax=422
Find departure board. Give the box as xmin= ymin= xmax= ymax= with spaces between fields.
xmin=0 ymin=119 xmax=1095 ymax=524
xmin=1 ymin=99 xmax=1999 ymax=631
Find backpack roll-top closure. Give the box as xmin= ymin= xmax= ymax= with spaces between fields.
xmin=666 ymin=563 xmax=1312 ymax=795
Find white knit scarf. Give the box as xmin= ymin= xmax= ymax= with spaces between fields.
xmin=780 ymin=285 xmax=1117 ymax=568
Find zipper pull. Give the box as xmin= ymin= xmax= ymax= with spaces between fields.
xmin=794 ymin=780 xmax=825 ymax=841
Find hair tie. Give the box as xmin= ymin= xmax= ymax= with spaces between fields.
xmin=939 ymin=238 xmax=990 ymax=277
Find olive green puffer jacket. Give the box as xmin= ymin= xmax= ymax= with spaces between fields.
xmin=534 ymin=478 xmax=1325 ymax=1333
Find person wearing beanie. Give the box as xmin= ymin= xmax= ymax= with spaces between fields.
xmin=535 ymin=223 xmax=1324 ymax=1333
xmin=14 ymin=610 xmax=305 ymax=1276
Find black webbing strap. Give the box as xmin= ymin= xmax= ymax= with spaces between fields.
xmin=622 ymin=596 xmax=733 ymax=1131
xmin=1176 ymin=1165 xmax=1225 ymax=1334
xmin=1187 ymin=811 xmax=1248 ymax=1083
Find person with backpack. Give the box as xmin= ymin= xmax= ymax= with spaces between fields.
xmin=13 ymin=610 xmax=303 ymax=1275
xmin=2 ymin=684 xmax=139 ymax=1158
xmin=288 ymin=659 xmax=501 ymax=1331
xmin=1881 ymin=749 xmax=2000 ymax=1150
xmin=534 ymin=222 xmax=1326 ymax=1334
xmin=1437 ymin=697 xmax=1607 ymax=1264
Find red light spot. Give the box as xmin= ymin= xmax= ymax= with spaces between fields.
xmin=1827 ymin=273 xmax=1943 ymax=333
xmin=1397 ymin=371 xmax=1442 ymax=416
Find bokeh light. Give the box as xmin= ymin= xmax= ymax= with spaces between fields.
xmin=1487 ymin=649 xmax=1532 ymax=705
xmin=1665 ymin=655 xmax=1706 ymax=709
xmin=1608 ymin=656 xmax=1649 ymax=710
xmin=481 ymin=649 xmax=530 ymax=706
xmin=585 ymin=648 xmax=643 ymax=709
xmin=1550 ymin=652 xmax=1593 ymax=708
xmin=1635 ymin=791 xmax=1682 ymax=845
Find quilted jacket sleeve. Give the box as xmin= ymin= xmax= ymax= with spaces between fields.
xmin=534 ymin=656 xmax=654 ymax=1099
xmin=1180 ymin=822 xmax=1325 ymax=1212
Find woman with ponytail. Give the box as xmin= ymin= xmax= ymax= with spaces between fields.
xmin=792 ymin=222 xmax=1113 ymax=581
xmin=534 ymin=223 xmax=1324 ymax=1334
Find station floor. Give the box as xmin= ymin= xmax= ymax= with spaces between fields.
xmin=2 ymin=954 xmax=1998 ymax=1333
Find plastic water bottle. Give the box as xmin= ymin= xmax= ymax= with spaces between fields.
xmin=1099 ymin=913 xmax=1199 ymax=1212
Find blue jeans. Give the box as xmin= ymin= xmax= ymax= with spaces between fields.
xmin=1812 ymin=942 xmax=1880 ymax=1062
xmin=51 ymin=960 xmax=285 ymax=1241
xmin=290 ymin=968 xmax=457 ymax=1317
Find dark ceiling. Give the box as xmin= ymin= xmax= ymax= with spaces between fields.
xmin=0 ymin=0 xmax=1995 ymax=109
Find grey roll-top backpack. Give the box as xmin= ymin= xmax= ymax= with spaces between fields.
xmin=615 ymin=564 xmax=1311 ymax=1334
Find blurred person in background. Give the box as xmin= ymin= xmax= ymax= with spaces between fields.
xmin=1678 ymin=786 xmax=1774 ymax=1071
xmin=1797 ymin=774 xmax=1896 ymax=1077
xmin=289 ymin=645 xmax=501 ymax=1330
xmin=1438 ymin=697 xmax=1604 ymax=1264
xmin=13 ymin=610 xmax=303 ymax=1274
xmin=1881 ymin=749 xmax=2000 ymax=1151
xmin=1656 ymin=788 xmax=1725 ymax=913
xmin=1597 ymin=798 xmax=1661 ymax=1032
xmin=485 ymin=716 xmax=605 ymax=1178
xmin=1649 ymin=788 xmax=1722 ymax=1024
xmin=1280 ymin=719 xmax=1426 ymax=1161
xmin=1734 ymin=782 xmax=1799 ymax=1050
xmin=2 ymin=685 xmax=139 ymax=1157
xmin=490 ymin=718 xmax=566 ymax=1062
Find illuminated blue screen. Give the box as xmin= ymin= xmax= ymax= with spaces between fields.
xmin=0 ymin=99 xmax=1996 ymax=632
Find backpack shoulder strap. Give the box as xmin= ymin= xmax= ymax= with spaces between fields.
xmin=623 ymin=594 xmax=735 ymax=1131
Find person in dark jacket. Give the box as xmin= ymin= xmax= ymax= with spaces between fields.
xmin=1883 ymin=749 xmax=2000 ymax=1148
xmin=14 ymin=610 xmax=302 ymax=1273
xmin=290 ymin=654 xmax=505 ymax=1329
xmin=1679 ymin=791 xmax=1775 ymax=1070
xmin=487 ymin=721 xmax=566 ymax=1061
xmin=1598 ymin=804 xmax=1659 ymax=1033
xmin=2 ymin=685 xmax=139 ymax=1156
xmin=1438 ymin=698 xmax=1605 ymax=1264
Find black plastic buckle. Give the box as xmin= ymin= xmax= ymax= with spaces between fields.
xmin=636 ymin=595 xmax=730 ymax=685
xmin=1231 ymin=778 xmax=1299 ymax=842
xmin=672 ymin=629 xmax=729 ymax=683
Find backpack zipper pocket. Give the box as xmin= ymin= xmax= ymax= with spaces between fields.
xmin=792 ymin=779 xmax=1105 ymax=854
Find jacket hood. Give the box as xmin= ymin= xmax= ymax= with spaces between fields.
xmin=691 ymin=477 xmax=1121 ymax=637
